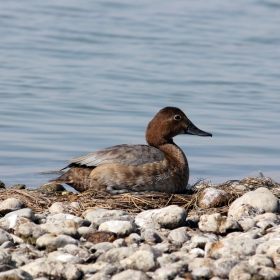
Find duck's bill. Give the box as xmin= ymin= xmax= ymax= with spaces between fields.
xmin=185 ymin=120 xmax=212 ymax=137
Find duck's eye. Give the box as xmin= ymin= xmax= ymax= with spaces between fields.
xmin=174 ymin=115 xmax=181 ymax=121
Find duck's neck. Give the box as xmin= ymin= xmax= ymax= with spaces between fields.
xmin=158 ymin=140 xmax=187 ymax=169
xmin=147 ymin=137 xmax=187 ymax=169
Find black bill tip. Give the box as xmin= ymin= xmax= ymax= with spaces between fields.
xmin=185 ymin=120 xmax=212 ymax=137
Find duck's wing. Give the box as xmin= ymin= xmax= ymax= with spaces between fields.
xmin=66 ymin=144 xmax=164 ymax=168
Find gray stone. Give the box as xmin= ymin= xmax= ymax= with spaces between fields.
xmin=272 ymin=256 xmax=280 ymax=269
xmin=153 ymin=243 xmax=172 ymax=254
xmin=112 ymin=269 xmax=150 ymax=280
xmin=199 ymin=213 xmax=224 ymax=233
xmin=97 ymin=247 xmax=135 ymax=263
xmin=168 ymin=227 xmax=190 ymax=244
xmin=188 ymin=248 xmax=205 ymax=257
xmin=157 ymin=254 xmax=181 ymax=267
xmin=5 ymin=208 xmax=36 ymax=222
xmin=36 ymin=234 xmax=78 ymax=250
xmin=77 ymin=226 xmax=96 ymax=236
xmin=258 ymin=267 xmax=280 ymax=280
xmin=70 ymin=202 xmax=81 ymax=210
xmin=84 ymin=266 xmax=119 ymax=280
xmin=15 ymin=221 xmax=45 ymax=244
xmin=0 ymin=268 xmax=32 ymax=280
xmin=188 ymin=257 xmax=214 ymax=272
xmin=98 ymin=220 xmax=135 ymax=237
xmin=21 ymin=259 xmax=82 ymax=280
xmin=237 ymin=217 xmax=256 ymax=232
xmin=47 ymin=251 xmax=83 ymax=264
xmin=125 ymin=233 xmax=143 ymax=247
xmin=185 ymin=215 xmax=200 ymax=228
xmin=0 ymin=209 xmax=36 ymax=231
xmin=198 ymin=187 xmax=230 ymax=208
xmin=0 ymin=241 xmax=14 ymax=249
xmin=248 ymin=254 xmax=274 ymax=269
xmin=256 ymin=238 xmax=280 ymax=257
xmin=254 ymin=212 xmax=279 ymax=223
xmin=113 ymin=238 xmax=126 ymax=248
xmin=63 ymin=244 xmax=90 ymax=259
xmin=219 ymin=217 xmax=242 ymax=233
xmin=192 ymin=267 xmax=213 ymax=279
xmin=190 ymin=233 xmax=219 ymax=249
xmin=153 ymin=205 xmax=187 ymax=229
xmin=212 ymin=257 xmax=240 ymax=279
xmin=256 ymin=219 xmax=277 ymax=230
xmin=235 ymin=184 xmax=248 ymax=191
xmin=35 ymin=213 xmax=47 ymax=224
xmin=86 ymin=263 xmax=122 ymax=279
xmin=90 ymin=242 xmax=115 ymax=253
xmin=46 ymin=213 xmax=89 ymax=227
xmin=0 ymin=180 xmax=5 ymax=189
xmin=135 ymin=205 xmax=187 ymax=230
xmin=84 ymin=208 xmax=133 ymax=227
xmin=228 ymin=187 xmax=279 ymax=218
xmin=153 ymin=267 xmax=179 ymax=280
xmin=0 ymin=229 xmax=13 ymax=246
xmin=229 ymin=262 xmax=258 ymax=280
xmin=237 ymin=227 xmax=264 ymax=240
xmin=120 ymin=250 xmax=158 ymax=271
xmin=39 ymin=223 xmax=78 ymax=238
xmin=39 ymin=183 xmax=66 ymax=193
xmin=141 ymin=228 xmax=162 ymax=243
xmin=48 ymin=202 xmax=68 ymax=214
xmin=75 ymin=264 xmax=97 ymax=276
xmin=0 ymin=250 xmax=12 ymax=265
xmin=11 ymin=252 xmax=33 ymax=267
xmin=139 ymin=244 xmax=162 ymax=258
xmin=199 ymin=213 xmax=241 ymax=234
xmin=0 ymin=198 xmax=24 ymax=214
xmin=206 ymin=237 xmax=261 ymax=259
xmin=10 ymin=184 xmax=26 ymax=190
xmin=9 ymin=244 xmax=43 ymax=267
xmin=10 ymin=233 xmax=28 ymax=246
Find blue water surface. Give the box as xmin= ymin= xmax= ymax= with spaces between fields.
xmin=0 ymin=0 xmax=280 ymax=189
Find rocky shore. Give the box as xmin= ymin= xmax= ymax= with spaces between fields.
xmin=1 ymin=177 xmax=280 ymax=280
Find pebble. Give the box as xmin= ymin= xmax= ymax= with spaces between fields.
xmin=1 ymin=188 xmax=280 ymax=279
xmin=0 ymin=268 xmax=32 ymax=280
xmin=48 ymin=202 xmax=68 ymax=214
xmin=21 ymin=259 xmax=82 ymax=280
xmin=98 ymin=220 xmax=135 ymax=237
xmin=36 ymin=233 xmax=78 ymax=250
xmin=168 ymin=227 xmax=190 ymax=244
xmin=0 ymin=198 xmax=25 ymax=215
xmin=199 ymin=213 xmax=241 ymax=234
xmin=228 ymin=187 xmax=279 ymax=218
xmin=111 ymin=269 xmax=150 ymax=280
xmin=198 ymin=187 xmax=231 ymax=208
xmin=39 ymin=183 xmax=66 ymax=193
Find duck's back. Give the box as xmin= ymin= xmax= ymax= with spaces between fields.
xmin=67 ymin=144 xmax=165 ymax=168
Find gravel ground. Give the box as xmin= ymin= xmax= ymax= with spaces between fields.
xmin=1 ymin=178 xmax=280 ymax=280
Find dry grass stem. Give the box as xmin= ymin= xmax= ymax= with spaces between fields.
xmin=0 ymin=176 xmax=279 ymax=217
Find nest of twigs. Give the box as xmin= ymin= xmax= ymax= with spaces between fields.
xmin=0 ymin=176 xmax=279 ymax=217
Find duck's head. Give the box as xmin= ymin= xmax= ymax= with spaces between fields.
xmin=146 ymin=107 xmax=212 ymax=146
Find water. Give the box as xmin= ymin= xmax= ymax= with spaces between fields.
xmin=1 ymin=0 xmax=280 ymax=189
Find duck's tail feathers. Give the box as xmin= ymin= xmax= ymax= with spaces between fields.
xmin=49 ymin=167 xmax=96 ymax=193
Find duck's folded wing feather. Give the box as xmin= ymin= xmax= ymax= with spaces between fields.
xmin=67 ymin=144 xmax=164 ymax=167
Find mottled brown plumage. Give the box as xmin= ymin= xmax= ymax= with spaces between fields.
xmin=50 ymin=107 xmax=212 ymax=194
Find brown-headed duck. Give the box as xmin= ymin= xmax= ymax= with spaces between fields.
xmin=50 ymin=107 xmax=212 ymax=194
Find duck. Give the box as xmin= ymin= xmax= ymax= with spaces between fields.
xmin=50 ymin=107 xmax=212 ymax=194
